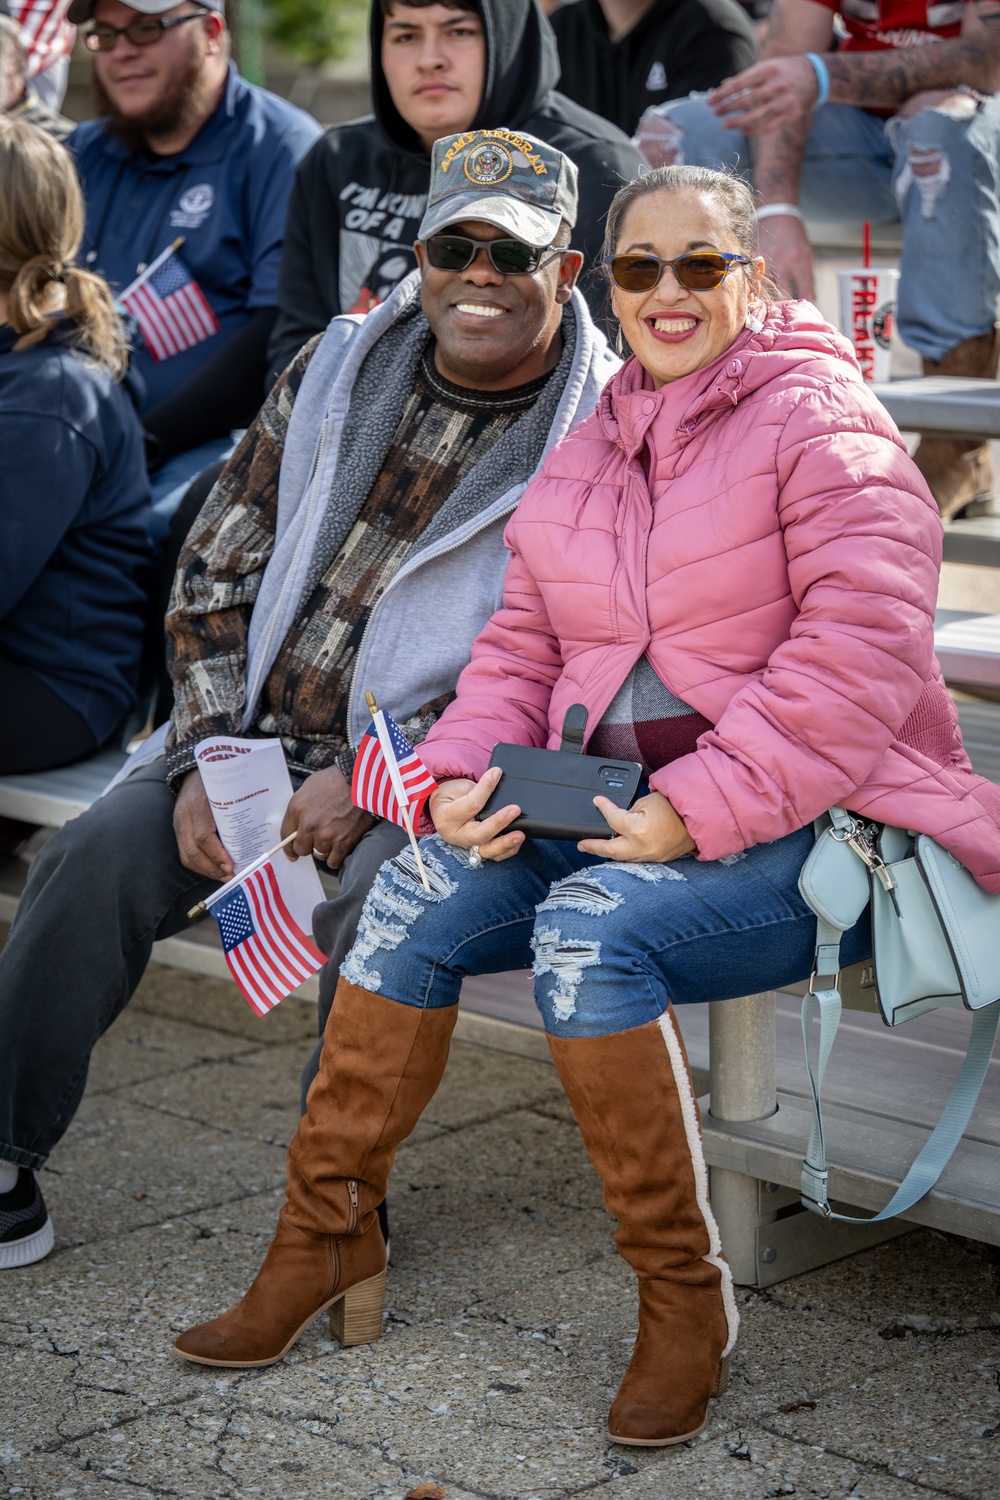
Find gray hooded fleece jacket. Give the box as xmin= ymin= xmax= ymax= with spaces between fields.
xmin=113 ymin=271 xmax=618 ymax=791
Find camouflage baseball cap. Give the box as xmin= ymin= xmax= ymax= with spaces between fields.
xmin=418 ymin=128 xmax=579 ymax=248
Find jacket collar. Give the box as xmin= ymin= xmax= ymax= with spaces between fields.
xmin=597 ymin=300 xmax=859 ymax=453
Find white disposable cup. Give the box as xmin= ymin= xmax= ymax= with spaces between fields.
xmin=837 ymin=267 xmax=900 ymax=383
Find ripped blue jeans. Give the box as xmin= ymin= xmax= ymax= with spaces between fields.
xmin=341 ymin=826 xmax=872 ymax=1038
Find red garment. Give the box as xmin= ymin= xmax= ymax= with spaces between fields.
xmin=812 ymin=0 xmax=968 ymax=54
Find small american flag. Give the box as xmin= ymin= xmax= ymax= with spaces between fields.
xmin=11 ymin=1 xmax=74 ymax=75
xmin=352 ymin=710 xmax=437 ymax=829
xmin=121 ymin=247 xmax=219 ymax=363
xmin=210 ymin=861 xmax=326 ymax=1014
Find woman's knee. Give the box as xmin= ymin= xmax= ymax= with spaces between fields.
xmin=530 ymin=864 xmax=676 ymax=1036
xmin=340 ymin=837 xmax=463 ymax=997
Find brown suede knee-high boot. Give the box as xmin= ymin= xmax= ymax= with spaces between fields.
xmin=912 ymin=328 xmax=1000 ymax=520
xmin=548 ymin=1007 xmax=738 ymax=1446
xmin=174 ymin=980 xmax=457 ymax=1368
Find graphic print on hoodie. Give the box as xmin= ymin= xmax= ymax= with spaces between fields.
xmin=268 ymin=0 xmax=643 ymax=380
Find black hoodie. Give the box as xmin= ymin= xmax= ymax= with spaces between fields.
xmin=549 ymin=0 xmax=756 ymax=137
xmin=267 ymin=0 xmax=642 ymax=380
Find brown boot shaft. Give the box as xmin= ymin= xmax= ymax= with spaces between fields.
xmin=548 ymin=1011 xmax=737 ymax=1445
xmin=286 ymin=981 xmax=458 ymax=1236
xmin=549 ymin=1014 xmax=725 ymax=1284
xmin=175 ymin=982 xmax=457 ymax=1369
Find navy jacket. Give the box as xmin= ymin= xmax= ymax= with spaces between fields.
xmin=0 ymin=322 xmax=151 ymax=743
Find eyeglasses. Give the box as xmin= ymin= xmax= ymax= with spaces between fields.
xmin=423 ymin=233 xmax=560 ymax=277
xmin=84 ymin=10 xmax=205 ymax=52
xmin=603 ymin=252 xmax=752 ymax=293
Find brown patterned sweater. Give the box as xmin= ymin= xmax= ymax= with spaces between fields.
xmin=164 ymin=335 xmax=552 ymax=787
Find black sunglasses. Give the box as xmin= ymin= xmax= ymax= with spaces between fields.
xmin=85 ymin=10 xmax=206 ymax=52
xmin=423 ymin=233 xmax=560 ymax=277
xmin=604 ymin=251 xmax=752 ymax=293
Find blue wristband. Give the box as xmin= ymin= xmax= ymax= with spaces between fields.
xmin=805 ymin=52 xmax=830 ymax=110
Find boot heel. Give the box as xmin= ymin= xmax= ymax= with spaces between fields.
xmin=711 ymin=1352 xmax=731 ymax=1398
xmin=329 ymin=1269 xmax=386 ymax=1347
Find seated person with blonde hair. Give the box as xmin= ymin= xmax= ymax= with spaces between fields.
xmin=0 ymin=117 xmax=150 ymax=783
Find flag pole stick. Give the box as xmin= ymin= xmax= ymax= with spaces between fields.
xmin=365 ymin=690 xmax=432 ymax=893
xmin=186 ymin=829 xmax=297 ymax=919
xmin=121 ymin=236 xmax=187 ymax=299
xmin=400 ymin=800 xmax=431 ymax=893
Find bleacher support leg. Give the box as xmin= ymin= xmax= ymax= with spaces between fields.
xmin=707 ymin=992 xmax=777 ymax=1286
xmin=705 ymin=988 xmax=909 ymax=1288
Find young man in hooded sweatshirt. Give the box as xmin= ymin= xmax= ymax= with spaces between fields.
xmin=267 ymin=0 xmax=642 ymax=378
xmin=0 ymin=131 xmax=619 ymax=1271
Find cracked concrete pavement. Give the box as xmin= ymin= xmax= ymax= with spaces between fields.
xmin=2 ymin=952 xmax=999 ymax=1500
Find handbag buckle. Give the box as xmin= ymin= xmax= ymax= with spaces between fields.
xmin=832 ymin=818 xmax=900 ymax=911
xmin=808 ymin=969 xmax=841 ymax=995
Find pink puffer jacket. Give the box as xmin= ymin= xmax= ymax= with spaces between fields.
xmin=421 ymin=301 xmax=1000 ymax=891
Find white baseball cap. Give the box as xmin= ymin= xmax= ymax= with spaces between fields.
xmin=68 ymin=0 xmax=223 ymax=25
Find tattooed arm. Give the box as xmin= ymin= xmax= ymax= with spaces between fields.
xmin=711 ymin=0 xmax=1000 ymax=136
xmin=827 ymin=1 xmax=1000 ymax=104
xmin=708 ymin=0 xmax=1000 ymax=298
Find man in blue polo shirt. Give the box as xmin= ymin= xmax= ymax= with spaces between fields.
xmin=67 ymin=0 xmax=321 ymax=539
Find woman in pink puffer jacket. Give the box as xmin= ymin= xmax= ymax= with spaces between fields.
xmin=179 ymin=167 xmax=1000 ymax=1453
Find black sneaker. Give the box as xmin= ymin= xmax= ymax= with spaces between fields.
xmin=0 ymin=1168 xmax=54 ymax=1268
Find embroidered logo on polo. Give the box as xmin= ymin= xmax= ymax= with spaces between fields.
xmin=169 ymin=183 xmax=215 ymax=229
xmin=646 ymin=61 xmax=667 ymax=90
xmin=463 ymin=141 xmax=514 ymax=186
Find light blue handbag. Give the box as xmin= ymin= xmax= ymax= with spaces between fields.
xmin=796 ymin=807 xmax=1000 ymax=1221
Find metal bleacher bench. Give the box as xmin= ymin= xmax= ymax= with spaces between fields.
xmin=2 ymin=369 xmax=999 ymax=1285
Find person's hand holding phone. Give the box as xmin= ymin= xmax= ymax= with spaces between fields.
xmin=429 ymin=767 xmax=525 ymax=863
xmin=578 ymin=789 xmax=695 ymax=864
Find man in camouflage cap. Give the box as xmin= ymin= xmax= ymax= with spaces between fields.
xmin=0 ymin=128 xmax=619 ymax=1275
xmin=412 ymin=128 xmax=582 ymax=391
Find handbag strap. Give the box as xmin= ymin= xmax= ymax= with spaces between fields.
xmin=800 ymin=986 xmax=999 ymax=1221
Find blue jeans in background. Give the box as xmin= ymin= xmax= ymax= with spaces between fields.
xmin=341 ymin=826 xmax=872 ymax=1038
xmin=647 ymin=94 xmax=1000 ymax=363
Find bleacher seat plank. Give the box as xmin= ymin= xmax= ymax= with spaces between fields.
xmin=0 ymin=749 xmax=126 ymax=827
xmin=700 ymin=1091 xmax=1000 ymax=1247
xmin=942 ymin=516 xmax=1000 ymax=571
xmin=872 ymin=375 xmax=1000 ymax=441
xmin=934 ymin=609 xmax=1000 ymax=689
xmin=955 ymin=699 xmax=1000 ymax=784
xmin=806 ymin=221 xmax=902 ymax=254
xmin=677 ymin=995 xmax=1000 ymax=1139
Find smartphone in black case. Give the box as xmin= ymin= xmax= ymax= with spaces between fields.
xmin=475 ymin=705 xmax=642 ymax=842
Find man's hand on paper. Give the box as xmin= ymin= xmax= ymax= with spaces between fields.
xmin=281 ymin=765 xmax=376 ymax=869
xmin=174 ymin=771 xmax=236 ymax=881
